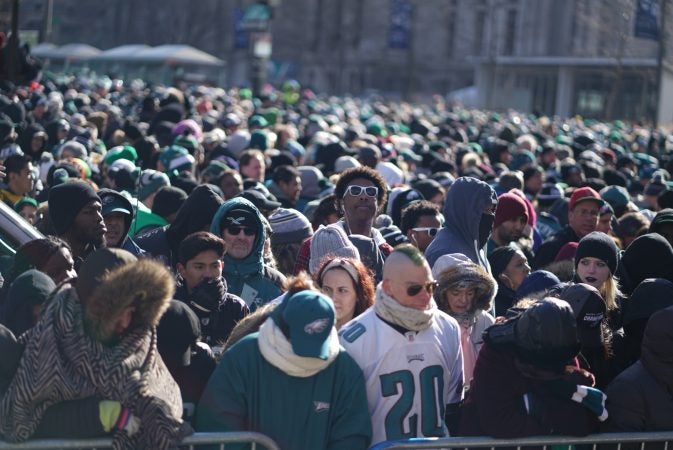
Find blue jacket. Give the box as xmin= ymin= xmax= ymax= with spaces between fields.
xmin=425 ymin=177 xmax=497 ymax=271
xmin=210 ymin=197 xmax=285 ymax=309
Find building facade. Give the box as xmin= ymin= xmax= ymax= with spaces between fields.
xmin=12 ymin=0 xmax=673 ymax=122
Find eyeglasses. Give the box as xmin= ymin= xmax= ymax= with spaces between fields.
xmin=343 ymin=185 xmax=378 ymax=199
xmin=226 ymin=226 xmax=256 ymax=236
xmin=406 ymin=280 xmax=438 ymax=297
xmin=411 ymin=227 xmax=440 ymax=237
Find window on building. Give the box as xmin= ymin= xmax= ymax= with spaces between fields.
xmin=474 ymin=10 xmax=486 ymax=55
xmin=503 ymin=9 xmax=517 ymax=55
xmin=353 ymin=0 xmax=364 ymax=48
xmin=447 ymin=9 xmax=456 ymax=57
xmin=313 ymin=0 xmax=323 ymax=52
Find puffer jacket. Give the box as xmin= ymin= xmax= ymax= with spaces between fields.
xmin=604 ymin=305 xmax=673 ymax=436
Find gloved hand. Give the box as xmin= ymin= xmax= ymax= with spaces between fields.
xmin=190 ymin=277 xmax=225 ymax=313
xmin=115 ymin=406 xmax=141 ymax=436
xmin=99 ymin=400 xmax=141 ymax=436
xmin=545 ymin=379 xmax=608 ymax=422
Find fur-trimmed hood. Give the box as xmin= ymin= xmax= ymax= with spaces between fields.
xmin=434 ymin=262 xmax=497 ymax=314
xmin=85 ymin=258 xmax=174 ymax=344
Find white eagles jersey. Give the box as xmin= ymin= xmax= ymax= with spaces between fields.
xmin=339 ymin=308 xmax=464 ymax=446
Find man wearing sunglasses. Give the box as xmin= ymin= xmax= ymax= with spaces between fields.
xmin=340 ymin=244 xmax=464 ymax=446
xmin=400 ymin=200 xmax=443 ymax=252
xmin=210 ymin=197 xmax=286 ymax=310
xmin=293 ymin=167 xmax=393 ymax=280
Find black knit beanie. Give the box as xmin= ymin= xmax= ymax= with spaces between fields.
xmin=488 ymin=244 xmax=521 ymax=279
xmin=574 ymin=231 xmax=619 ymax=274
xmin=48 ymin=181 xmax=100 ymax=235
xmin=152 ymin=186 xmax=188 ymax=219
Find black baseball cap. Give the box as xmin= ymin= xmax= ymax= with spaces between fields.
xmin=237 ymin=189 xmax=281 ymax=211
xmin=157 ymin=300 xmax=200 ymax=366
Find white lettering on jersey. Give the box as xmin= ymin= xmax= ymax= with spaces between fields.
xmin=340 ymin=309 xmax=464 ymax=445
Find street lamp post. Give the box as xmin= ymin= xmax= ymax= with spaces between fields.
xmin=654 ymin=0 xmax=668 ymax=129
xmin=242 ymin=0 xmax=279 ymax=96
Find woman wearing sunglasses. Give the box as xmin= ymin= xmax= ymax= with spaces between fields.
xmin=315 ymin=257 xmax=375 ymax=330
xmin=293 ymin=167 xmax=392 ymax=279
xmin=432 ymin=253 xmax=496 ymax=390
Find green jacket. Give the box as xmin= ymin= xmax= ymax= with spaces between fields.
xmin=210 ymin=197 xmax=285 ymax=309
xmin=128 ymin=201 xmax=168 ymax=237
xmin=195 ymin=333 xmax=372 ymax=450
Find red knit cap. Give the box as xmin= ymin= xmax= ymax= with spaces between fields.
xmin=494 ymin=192 xmax=529 ymax=229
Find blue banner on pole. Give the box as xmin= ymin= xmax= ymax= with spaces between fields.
xmin=233 ymin=8 xmax=249 ymax=49
xmin=634 ymin=0 xmax=660 ymax=40
xmin=388 ymin=0 xmax=412 ymax=49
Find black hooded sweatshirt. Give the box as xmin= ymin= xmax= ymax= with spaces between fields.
xmin=136 ymin=184 xmax=223 ymax=269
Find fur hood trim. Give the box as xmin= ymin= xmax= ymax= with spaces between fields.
xmin=85 ymin=258 xmax=174 ymax=343
xmin=434 ymin=262 xmax=497 ymax=313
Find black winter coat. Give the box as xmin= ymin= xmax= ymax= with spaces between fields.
xmin=604 ymin=306 xmax=673 ymax=435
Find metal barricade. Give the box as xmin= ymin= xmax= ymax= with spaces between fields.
xmin=369 ymin=431 xmax=673 ymax=450
xmin=0 ymin=431 xmax=281 ymax=450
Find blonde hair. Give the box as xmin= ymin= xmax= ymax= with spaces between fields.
xmin=600 ymin=276 xmax=621 ymax=311
xmin=461 ymin=152 xmax=482 ymax=171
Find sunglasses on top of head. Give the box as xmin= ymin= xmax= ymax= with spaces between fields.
xmin=343 ymin=185 xmax=378 ymax=199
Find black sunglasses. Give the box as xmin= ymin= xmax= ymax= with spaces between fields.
xmin=343 ymin=185 xmax=379 ymax=198
xmin=226 ymin=226 xmax=256 ymax=236
xmin=406 ymin=281 xmax=438 ymax=296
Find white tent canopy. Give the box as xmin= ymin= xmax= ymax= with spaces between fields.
xmin=32 ymin=43 xmax=101 ymax=61
xmin=35 ymin=43 xmax=224 ymax=67
xmin=31 ymin=43 xmax=58 ymax=58
xmin=94 ymin=44 xmax=151 ymax=61
xmin=131 ymin=45 xmax=224 ymax=67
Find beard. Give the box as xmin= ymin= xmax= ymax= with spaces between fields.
xmin=89 ymin=232 xmax=107 ymax=248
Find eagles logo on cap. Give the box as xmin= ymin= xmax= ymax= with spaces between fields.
xmin=222 ymin=208 xmax=258 ymax=229
xmin=227 ymin=216 xmax=247 ymax=225
xmin=304 ymin=318 xmax=330 ymax=334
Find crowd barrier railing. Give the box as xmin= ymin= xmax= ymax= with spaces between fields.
xmin=369 ymin=431 xmax=673 ymax=450
xmin=0 ymin=431 xmax=281 ymax=450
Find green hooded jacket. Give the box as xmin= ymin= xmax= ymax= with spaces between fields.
xmin=129 ymin=200 xmax=168 ymax=237
xmin=210 ymin=197 xmax=285 ymax=309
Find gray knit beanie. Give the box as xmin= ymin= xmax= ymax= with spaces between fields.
xmin=269 ymin=208 xmax=313 ymax=245
xmin=309 ymin=224 xmax=360 ymax=274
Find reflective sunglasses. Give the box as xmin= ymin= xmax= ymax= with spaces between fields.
xmin=411 ymin=227 xmax=440 ymax=238
xmin=343 ymin=185 xmax=379 ymax=198
xmin=406 ymin=280 xmax=438 ymax=296
xmin=226 ymin=226 xmax=256 ymax=236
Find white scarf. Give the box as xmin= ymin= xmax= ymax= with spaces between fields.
xmin=374 ymin=284 xmax=437 ymax=331
xmin=257 ymin=317 xmax=340 ymax=378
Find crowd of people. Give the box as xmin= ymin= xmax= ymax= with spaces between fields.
xmin=0 ymin=75 xmax=672 ymax=449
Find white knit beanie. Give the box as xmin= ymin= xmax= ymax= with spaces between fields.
xmin=227 ymin=130 xmax=251 ymax=157
xmin=376 ymin=161 xmax=404 ymax=187
xmin=309 ymin=224 xmax=360 ymax=274
xmin=334 ymin=155 xmax=360 ymax=173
